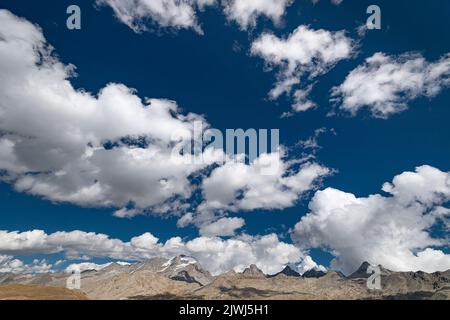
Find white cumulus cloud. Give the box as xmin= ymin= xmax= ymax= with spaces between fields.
xmin=199 ymin=153 xmax=330 ymax=213
xmin=251 ymin=25 xmax=355 ymax=113
xmin=199 ymin=217 xmax=245 ymax=237
xmin=292 ymin=165 xmax=450 ymax=274
xmin=0 ymin=255 xmax=53 ymax=274
xmin=332 ymin=52 xmax=450 ymax=118
xmin=65 ymin=261 xmax=130 ymax=273
xmin=0 ymin=9 xmax=224 ymax=215
xmin=0 ymin=229 xmax=310 ymax=276
xmin=98 ymin=0 xmax=295 ymax=33
xmin=96 ymin=0 xmax=216 ymax=34
xmin=223 ymin=0 xmax=293 ymax=30
xmin=0 ymin=10 xmax=322 ymax=223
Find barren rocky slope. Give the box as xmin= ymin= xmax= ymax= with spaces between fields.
xmin=0 ymin=256 xmax=449 ymax=300
xmin=0 ymin=284 xmax=88 ymax=300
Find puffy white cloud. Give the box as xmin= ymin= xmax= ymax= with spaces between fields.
xmin=0 ymin=10 xmax=330 ymax=277
xmin=251 ymin=25 xmax=355 ymax=113
xmin=97 ymin=0 xmax=294 ymax=33
xmin=0 ymin=229 xmax=307 ymax=276
xmin=223 ymin=0 xmax=293 ymax=30
xmin=381 ymin=165 xmax=450 ymax=206
xmin=292 ymin=165 xmax=450 ymax=274
xmin=332 ymin=52 xmax=450 ymax=118
xmin=1 ymin=10 xmax=322 ymax=222
xmin=199 ymin=152 xmax=330 ymax=213
xmin=0 ymin=230 xmax=136 ymax=260
xmin=130 ymin=232 xmax=160 ymax=250
xmin=65 ymin=261 xmax=130 ymax=273
xmin=199 ymin=217 xmax=245 ymax=237
xmin=65 ymin=262 xmax=111 ymax=273
xmin=96 ymin=0 xmax=216 ymax=34
xmin=187 ymin=153 xmax=329 ymax=236
xmin=0 ymin=10 xmax=225 ymax=214
xmin=184 ymin=233 xmax=303 ymax=275
xmin=0 ymin=255 xmax=52 ymax=274
xmin=251 ymin=26 xmax=354 ymax=82
xmin=177 ymin=212 xmax=195 ymax=228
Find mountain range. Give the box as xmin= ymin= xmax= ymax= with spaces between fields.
xmin=0 ymin=255 xmax=449 ymax=300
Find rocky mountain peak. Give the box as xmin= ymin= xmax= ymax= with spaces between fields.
xmin=302 ymin=268 xmax=327 ymax=278
xmin=242 ymin=264 xmax=265 ymax=277
xmin=159 ymin=255 xmax=198 ymax=272
xmin=349 ymin=261 xmax=380 ymax=279
xmin=2 ymin=258 xmax=450 ymax=299
xmin=269 ymin=265 xmax=301 ymax=278
xmin=281 ymin=266 xmax=301 ymax=277
xmin=100 ymin=262 xmax=130 ymax=273
xmin=158 ymin=255 xmax=213 ymax=286
xmin=349 ymin=262 xmax=369 ymax=278
xmin=359 ymin=261 xmax=371 ymax=270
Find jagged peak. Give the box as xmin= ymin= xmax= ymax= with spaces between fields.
xmin=302 ymin=268 xmax=326 ymax=278
xmin=281 ymin=265 xmax=300 ymax=276
xmin=101 ymin=262 xmax=130 ymax=272
xmin=273 ymin=265 xmax=301 ymax=277
xmin=155 ymin=255 xmax=197 ymax=272
xmin=358 ymin=261 xmax=371 ymax=270
xmin=242 ymin=264 xmax=265 ymax=276
xmin=348 ymin=261 xmax=388 ymax=279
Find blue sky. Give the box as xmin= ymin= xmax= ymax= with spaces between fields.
xmin=0 ymin=0 xmax=449 ymax=275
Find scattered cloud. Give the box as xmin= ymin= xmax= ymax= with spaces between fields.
xmin=0 ymin=10 xmax=323 ymax=225
xmin=199 ymin=217 xmax=245 ymax=237
xmin=96 ymin=0 xmax=216 ymax=34
xmin=97 ymin=0 xmax=295 ymax=33
xmin=223 ymin=0 xmax=293 ymax=30
xmin=292 ymin=165 xmax=450 ymax=274
xmin=332 ymin=52 xmax=450 ymax=118
xmin=65 ymin=261 xmax=130 ymax=273
xmin=296 ymin=127 xmax=333 ymax=152
xmin=186 ymin=233 xmax=304 ymax=275
xmin=0 ymin=255 xmax=52 ymax=274
xmin=4 ymin=5 xmax=448 ymax=280
xmin=0 ymin=229 xmax=308 ymax=276
xmin=198 ymin=152 xmax=331 ymax=213
xmin=177 ymin=212 xmax=195 ymax=228
xmin=0 ymin=10 xmax=220 ymax=215
xmin=251 ymin=25 xmax=355 ymax=114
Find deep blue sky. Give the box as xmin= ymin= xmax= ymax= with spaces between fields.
xmin=1 ymin=0 xmax=450 ymax=267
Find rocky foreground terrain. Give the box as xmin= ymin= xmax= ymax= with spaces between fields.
xmin=0 ymin=256 xmax=449 ymax=300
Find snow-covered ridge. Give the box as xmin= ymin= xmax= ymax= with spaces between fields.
xmin=158 ymin=256 xmax=198 ymax=272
